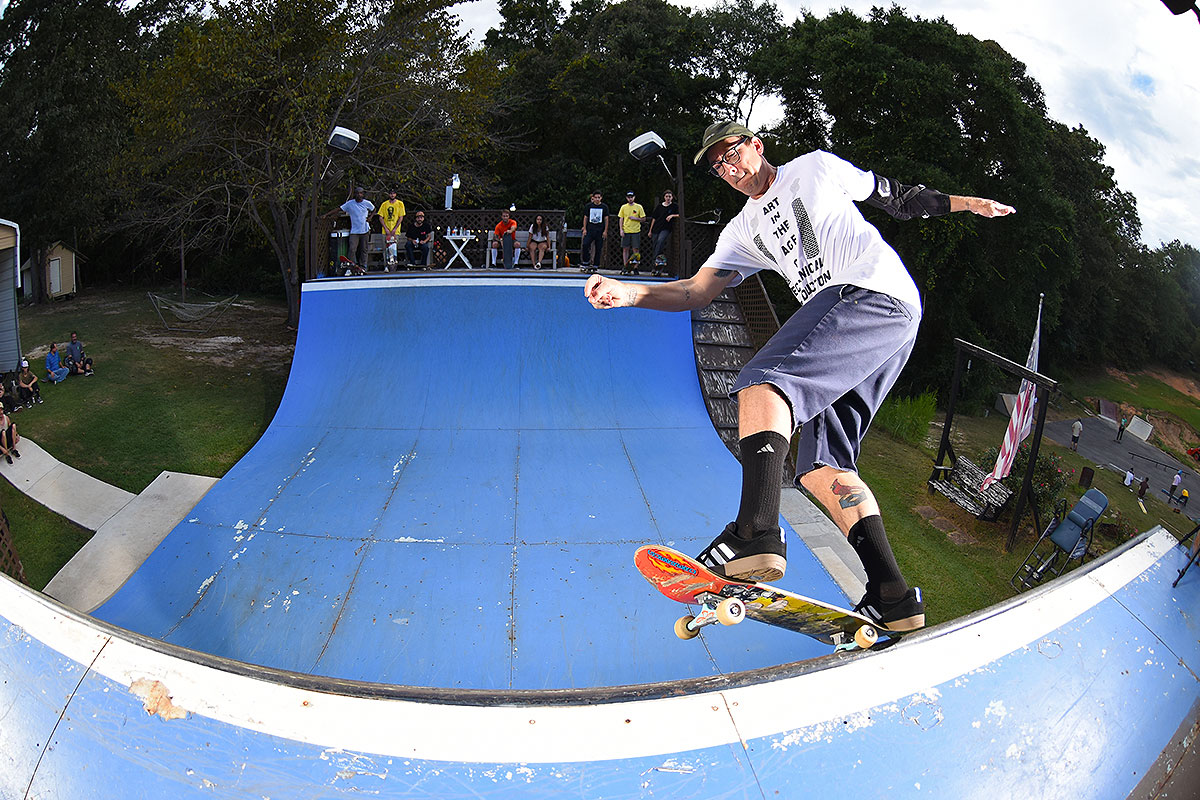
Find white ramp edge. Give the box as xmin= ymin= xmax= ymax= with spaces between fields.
xmin=0 ymin=528 xmax=1183 ymax=765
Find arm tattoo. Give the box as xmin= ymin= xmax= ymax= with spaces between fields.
xmin=684 ymin=287 xmax=692 ymax=304
xmin=830 ymin=478 xmax=867 ymax=510
xmin=625 ymin=287 xmax=638 ymax=307
xmin=714 ymin=269 xmax=734 ymax=278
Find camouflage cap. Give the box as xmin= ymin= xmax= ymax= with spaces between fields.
xmin=693 ymin=121 xmax=756 ymax=165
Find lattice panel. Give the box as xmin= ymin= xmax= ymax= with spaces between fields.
xmin=0 ymin=507 xmax=28 ymax=586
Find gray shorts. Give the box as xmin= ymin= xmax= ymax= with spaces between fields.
xmin=622 ymin=232 xmax=641 ymax=249
xmin=731 ymin=284 xmax=920 ymax=478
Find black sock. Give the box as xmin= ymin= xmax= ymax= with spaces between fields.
xmin=734 ymin=431 xmax=789 ymax=539
xmin=848 ymin=515 xmax=908 ymax=602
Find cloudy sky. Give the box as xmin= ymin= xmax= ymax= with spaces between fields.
xmin=451 ymin=0 xmax=1200 ymax=249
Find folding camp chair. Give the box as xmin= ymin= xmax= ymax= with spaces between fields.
xmin=1012 ymin=488 xmax=1108 ymax=592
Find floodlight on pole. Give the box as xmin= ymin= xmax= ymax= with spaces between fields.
xmin=626 ymin=130 xmax=687 ymax=278
xmin=327 ymin=126 xmax=360 ymax=154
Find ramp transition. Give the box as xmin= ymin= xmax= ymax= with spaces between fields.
xmin=1 ymin=275 xmax=1198 ymax=798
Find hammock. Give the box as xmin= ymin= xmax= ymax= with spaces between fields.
xmin=148 ymin=292 xmax=238 ymax=333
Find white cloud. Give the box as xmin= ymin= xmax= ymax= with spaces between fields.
xmin=453 ymin=0 xmax=1200 ymax=247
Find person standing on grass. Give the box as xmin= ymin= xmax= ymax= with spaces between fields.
xmin=45 ymin=343 xmax=69 ymax=384
xmin=584 ymin=121 xmax=1014 ymax=632
xmin=0 ymin=405 xmax=21 ymax=464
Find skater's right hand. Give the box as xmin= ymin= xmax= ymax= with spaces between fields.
xmin=585 ymin=274 xmax=632 ymax=309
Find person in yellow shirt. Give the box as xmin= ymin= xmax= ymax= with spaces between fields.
xmin=376 ymin=190 xmax=406 ymax=268
xmin=618 ymin=191 xmax=647 ymax=274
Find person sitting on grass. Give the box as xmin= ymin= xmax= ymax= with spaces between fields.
xmin=65 ymin=331 xmax=94 ymax=376
xmin=0 ymin=405 xmax=21 ymax=464
xmin=17 ymin=360 xmax=41 ymax=407
xmin=45 ymin=343 xmax=69 ymax=384
xmin=0 ymin=377 xmax=16 ymax=414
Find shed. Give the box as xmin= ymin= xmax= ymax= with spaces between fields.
xmin=20 ymin=240 xmax=84 ymax=301
xmin=0 ymin=220 xmax=21 ymax=372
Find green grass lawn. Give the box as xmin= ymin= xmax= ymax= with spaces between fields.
xmin=858 ymin=403 xmax=1191 ymax=627
xmin=3 ymin=286 xmax=292 ymax=589
xmin=1062 ymin=369 xmax=1200 ymax=447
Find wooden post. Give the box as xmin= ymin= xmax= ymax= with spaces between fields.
xmin=180 ymin=230 xmax=186 ymax=302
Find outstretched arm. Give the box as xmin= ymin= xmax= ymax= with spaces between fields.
xmin=584 ymin=266 xmax=738 ymax=312
xmin=864 ymin=175 xmax=1014 ymax=220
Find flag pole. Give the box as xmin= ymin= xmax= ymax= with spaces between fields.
xmin=1004 ymin=293 xmax=1047 ymax=552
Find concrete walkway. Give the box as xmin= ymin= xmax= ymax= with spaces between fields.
xmin=0 ymin=437 xmax=217 ymax=612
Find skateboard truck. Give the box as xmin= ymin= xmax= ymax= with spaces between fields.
xmin=674 ymin=593 xmax=746 ymax=640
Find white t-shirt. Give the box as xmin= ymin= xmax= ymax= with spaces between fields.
xmin=341 ymin=199 xmax=377 ymax=235
xmin=699 ymin=151 xmax=920 ymax=309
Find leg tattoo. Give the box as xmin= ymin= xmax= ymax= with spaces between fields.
xmin=830 ymin=478 xmax=867 ymax=510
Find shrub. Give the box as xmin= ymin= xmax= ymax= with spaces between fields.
xmin=874 ymin=390 xmax=938 ymax=446
xmin=976 ymin=441 xmax=1069 ymax=521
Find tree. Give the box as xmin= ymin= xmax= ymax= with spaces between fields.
xmin=755 ymin=7 xmax=1161 ymax=391
xmin=115 ymin=0 xmax=504 ymax=325
xmin=0 ymin=0 xmax=182 ymax=300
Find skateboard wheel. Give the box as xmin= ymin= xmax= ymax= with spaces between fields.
xmin=675 ymin=615 xmax=700 ymax=640
xmin=716 ymin=598 xmax=745 ymax=626
xmin=854 ymin=625 xmax=879 ymax=650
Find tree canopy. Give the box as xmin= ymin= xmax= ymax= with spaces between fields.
xmin=0 ymin=0 xmax=1194 ymax=383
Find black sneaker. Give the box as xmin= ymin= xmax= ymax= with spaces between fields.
xmin=854 ymin=587 xmax=925 ymax=632
xmin=697 ymin=522 xmax=786 ymax=582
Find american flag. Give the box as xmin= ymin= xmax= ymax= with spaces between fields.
xmin=981 ymin=295 xmax=1043 ymax=490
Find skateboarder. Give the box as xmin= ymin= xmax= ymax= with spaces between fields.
xmin=585 ymin=122 xmax=1014 ymax=631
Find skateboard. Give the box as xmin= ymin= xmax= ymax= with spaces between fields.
xmin=652 ymin=254 xmax=668 ymax=276
xmin=622 ymin=251 xmax=641 ymax=275
xmin=339 ymin=255 xmax=366 ymax=276
xmin=1139 ymin=499 xmax=1148 ymax=514
xmin=634 ymin=545 xmax=891 ymax=651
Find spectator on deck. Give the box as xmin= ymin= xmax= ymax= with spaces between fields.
xmin=404 ymin=210 xmax=433 ymax=267
xmin=45 ymin=343 xmax=69 ymax=384
xmin=580 ymin=191 xmax=609 ymax=272
xmin=491 ymin=210 xmax=519 ymax=269
xmin=323 ymin=187 xmax=375 ymax=274
xmin=648 ymin=190 xmax=680 ymax=276
xmin=16 ymin=360 xmax=41 ymax=408
xmin=528 ymin=215 xmax=551 ymax=269
xmin=65 ymin=331 xmax=94 ymax=376
xmin=377 ymin=189 xmax=406 ymax=268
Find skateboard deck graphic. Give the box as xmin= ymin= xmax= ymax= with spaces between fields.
xmin=634 ymin=545 xmax=890 ymax=650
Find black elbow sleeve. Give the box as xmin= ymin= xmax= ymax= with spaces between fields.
xmin=863 ymin=175 xmax=950 ymax=221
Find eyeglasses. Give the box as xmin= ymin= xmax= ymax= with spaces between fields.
xmin=707 ymin=136 xmax=751 ymax=178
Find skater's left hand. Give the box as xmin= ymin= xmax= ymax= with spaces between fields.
xmin=964 ymin=197 xmax=1015 ymax=217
